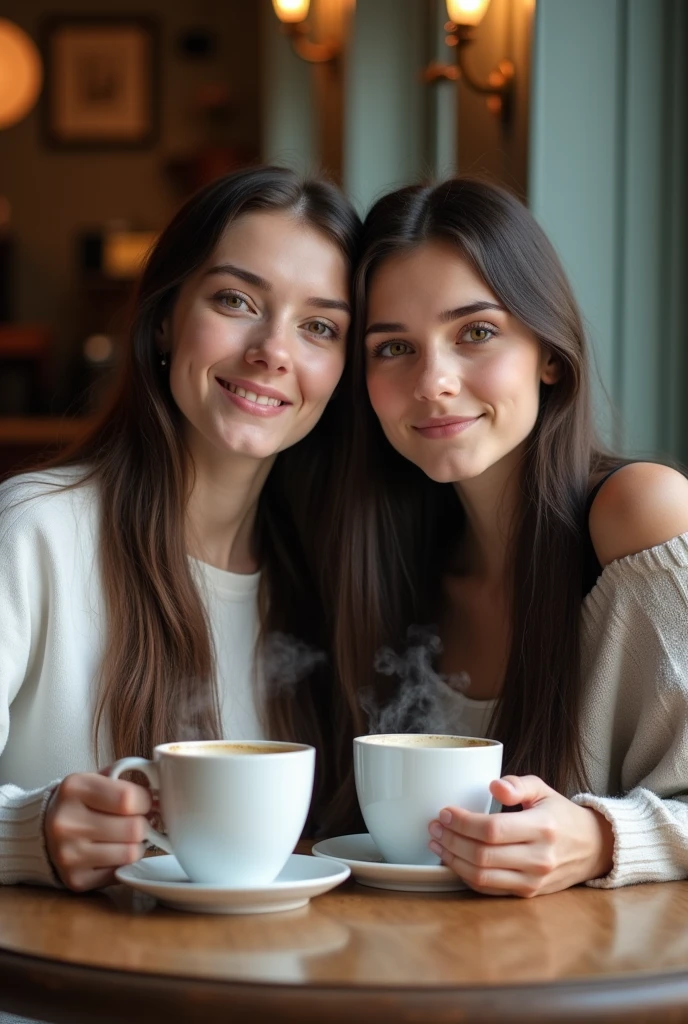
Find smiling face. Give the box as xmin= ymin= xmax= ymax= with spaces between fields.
xmin=162 ymin=209 xmax=350 ymax=465
xmin=364 ymin=241 xmax=558 ymax=485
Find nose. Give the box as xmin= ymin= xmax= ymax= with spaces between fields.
xmin=244 ymin=323 xmax=293 ymax=375
xmin=413 ymin=349 xmax=461 ymax=402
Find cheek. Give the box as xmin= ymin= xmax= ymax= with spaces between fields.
xmin=173 ymin=313 xmax=233 ymax=367
xmin=301 ymin=349 xmax=346 ymax=403
xmin=476 ymin=351 xmax=541 ymax=411
xmin=366 ymin=370 xmax=403 ymax=421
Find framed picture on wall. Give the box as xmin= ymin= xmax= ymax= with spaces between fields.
xmin=42 ymin=17 xmax=158 ymax=148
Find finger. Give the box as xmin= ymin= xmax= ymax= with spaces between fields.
xmin=66 ymin=774 xmax=152 ymax=816
xmin=61 ymin=866 xmax=122 ymax=893
xmin=58 ymin=841 xmax=146 ymax=873
xmin=74 ymin=811 xmax=150 ymax=845
xmin=491 ymin=774 xmax=554 ymax=810
xmin=429 ymin=834 xmax=536 ymax=872
xmin=432 ymin=806 xmax=541 ymax=845
xmin=436 ymin=848 xmax=538 ymax=897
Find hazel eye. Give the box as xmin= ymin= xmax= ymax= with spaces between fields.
xmin=306 ymin=320 xmax=331 ymax=337
xmin=374 ymin=341 xmax=412 ymax=358
xmin=460 ymin=322 xmax=496 ymax=344
xmin=216 ymin=291 xmax=251 ymax=311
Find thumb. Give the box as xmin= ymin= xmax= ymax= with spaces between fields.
xmin=490 ymin=774 xmax=553 ymax=809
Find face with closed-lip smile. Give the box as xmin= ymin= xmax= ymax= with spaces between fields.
xmin=162 ymin=209 xmax=350 ymax=465
xmin=364 ymin=241 xmax=558 ymax=484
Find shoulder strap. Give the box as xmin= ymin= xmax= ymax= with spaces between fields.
xmin=581 ymin=463 xmax=627 ymax=598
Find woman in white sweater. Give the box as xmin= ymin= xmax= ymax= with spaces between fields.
xmin=331 ymin=178 xmax=688 ymax=895
xmin=0 ymin=166 xmax=360 ymax=892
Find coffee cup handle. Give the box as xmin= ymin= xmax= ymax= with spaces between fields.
xmin=108 ymin=757 xmax=173 ymax=854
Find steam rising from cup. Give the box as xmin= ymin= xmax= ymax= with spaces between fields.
xmin=361 ymin=626 xmax=471 ymax=735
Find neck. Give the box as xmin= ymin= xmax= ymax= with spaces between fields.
xmin=452 ymin=446 xmax=525 ymax=582
xmin=183 ymin=429 xmax=275 ymax=574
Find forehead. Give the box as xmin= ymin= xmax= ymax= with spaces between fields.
xmin=206 ymin=209 xmax=349 ymax=292
xmin=367 ymin=240 xmax=497 ymax=317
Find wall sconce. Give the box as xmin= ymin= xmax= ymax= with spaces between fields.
xmin=424 ymin=0 xmax=515 ymax=128
xmin=271 ymin=0 xmax=340 ymax=64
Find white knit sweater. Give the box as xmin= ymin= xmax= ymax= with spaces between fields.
xmin=1 ymin=470 xmax=688 ymax=889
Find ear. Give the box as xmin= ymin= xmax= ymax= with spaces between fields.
xmin=540 ymin=349 xmax=561 ymax=386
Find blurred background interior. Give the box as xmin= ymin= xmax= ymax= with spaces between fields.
xmin=0 ymin=0 xmax=686 ymax=478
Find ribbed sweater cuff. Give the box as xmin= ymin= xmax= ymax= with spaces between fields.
xmin=0 ymin=783 xmax=62 ymax=887
xmin=572 ymin=790 xmax=687 ymax=888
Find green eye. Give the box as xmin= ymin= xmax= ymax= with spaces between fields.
xmin=227 ymin=295 xmax=245 ymax=308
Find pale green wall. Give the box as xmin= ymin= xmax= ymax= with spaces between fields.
xmin=530 ymin=0 xmax=688 ymax=461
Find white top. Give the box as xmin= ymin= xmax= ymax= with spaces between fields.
xmin=0 ymin=468 xmax=263 ymax=887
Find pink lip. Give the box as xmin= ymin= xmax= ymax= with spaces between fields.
xmin=412 ymin=415 xmax=483 ymax=440
xmin=216 ymin=377 xmax=292 ymax=418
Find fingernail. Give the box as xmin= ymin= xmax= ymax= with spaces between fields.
xmin=429 ymin=822 xmax=443 ymax=839
xmin=439 ymin=809 xmax=452 ymax=825
xmin=429 ymin=840 xmax=443 ymax=855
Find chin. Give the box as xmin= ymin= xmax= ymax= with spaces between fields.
xmin=413 ymin=453 xmax=491 ymax=484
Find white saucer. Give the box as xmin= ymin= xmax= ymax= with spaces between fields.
xmin=311 ymin=834 xmax=466 ymax=892
xmin=115 ymin=854 xmax=350 ymax=914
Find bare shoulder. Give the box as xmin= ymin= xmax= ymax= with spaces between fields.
xmin=589 ymin=462 xmax=688 ymax=567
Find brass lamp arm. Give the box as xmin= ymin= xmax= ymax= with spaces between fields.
xmin=283 ymin=22 xmax=339 ymax=64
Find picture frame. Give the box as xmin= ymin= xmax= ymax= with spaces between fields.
xmin=42 ymin=16 xmax=158 ymax=149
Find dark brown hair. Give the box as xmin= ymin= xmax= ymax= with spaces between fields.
xmin=330 ymin=177 xmax=616 ymax=818
xmin=48 ymin=166 xmax=360 ymax=831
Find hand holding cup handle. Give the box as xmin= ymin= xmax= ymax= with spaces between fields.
xmin=108 ymin=757 xmax=172 ymax=854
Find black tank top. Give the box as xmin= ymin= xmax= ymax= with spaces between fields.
xmin=581 ymin=465 xmax=626 ymax=598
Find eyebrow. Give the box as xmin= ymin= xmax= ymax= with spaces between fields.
xmin=365 ymin=301 xmax=506 ymax=337
xmin=204 ymin=263 xmax=350 ymax=316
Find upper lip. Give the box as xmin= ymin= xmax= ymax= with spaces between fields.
xmin=413 ymin=414 xmax=482 ymax=429
xmin=216 ymin=376 xmax=292 ymax=404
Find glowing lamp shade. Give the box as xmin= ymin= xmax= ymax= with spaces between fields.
xmin=446 ymin=0 xmax=491 ymax=27
xmin=0 ymin=19 xmax=42 ymax=130
xmin=272 ymin=0 xmax=311 ymax=24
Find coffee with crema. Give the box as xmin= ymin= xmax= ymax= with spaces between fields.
xmin=166 ymin=741 xmax=298 ymax=756
xmin=361 ymin=734 xmax=493 ymax=749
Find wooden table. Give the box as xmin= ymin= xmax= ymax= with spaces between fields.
xmin=1 ymin=851 xmax=688 ymax=1024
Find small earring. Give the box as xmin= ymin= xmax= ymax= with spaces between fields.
xmin=159 ymin=352 xmax=168 ymax=368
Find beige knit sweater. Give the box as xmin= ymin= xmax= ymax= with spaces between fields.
xmin=1 ymin=470 xmax=687 ymax=889
xmin=571 ymin=530 xmax=688 ymax=886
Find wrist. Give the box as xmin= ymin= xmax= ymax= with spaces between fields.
xmin=582 ymin=806 xmax=615 ymax=881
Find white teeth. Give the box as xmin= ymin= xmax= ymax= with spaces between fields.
xmin=224 ymin=381 xmax=283 ymax=406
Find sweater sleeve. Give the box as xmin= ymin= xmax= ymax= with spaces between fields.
xmin=574 ymin=532 xmax=688 ymax=888
xmin=0 ymin=483 xmax=62 ymax=887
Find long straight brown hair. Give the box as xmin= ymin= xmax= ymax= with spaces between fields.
xmin=329 ymin=178 xmax=617 ymax=822
xmin=44 ymin=166 xmax=360 ymax=831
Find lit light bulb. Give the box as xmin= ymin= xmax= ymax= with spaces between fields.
xmin=0 ymin=19 xmax=42 ymax=129
xmin=446 ymin=0 xmax=491 ymax=28
xmin=272 ymin=0 xmax=311 ymax=25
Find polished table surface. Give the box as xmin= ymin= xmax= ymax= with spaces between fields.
xmin=1 ymin=846 xmax=688 ymax=1023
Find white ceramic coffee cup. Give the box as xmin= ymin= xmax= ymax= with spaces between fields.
xmin=109 ymin=739 xmax=315 ymax=886
xmin=354 ymin=733 xmax=503 ymax=866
